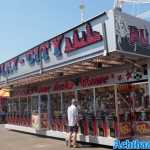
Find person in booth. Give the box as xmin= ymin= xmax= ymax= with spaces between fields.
xmin=67 ymin=98 xmax=79 ymax=148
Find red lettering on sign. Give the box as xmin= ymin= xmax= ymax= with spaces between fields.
xmin=39 ymin=42 xmax=49 ymax=51
xmin=80 ymin=76 xmax=109 ymax=87
xmin=139 ymin=29 xmax=149 ymax=46
xmin=65 ymin=23 xmax=103 ymax=53
xmin=129 ymin=26 xmax=149 ymax=47
xmin=53 ymin=81 xmax=75 ymax=91
xmin=51 ymin=35 xmax=64 ymax=49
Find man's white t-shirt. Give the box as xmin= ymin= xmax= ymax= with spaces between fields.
xmin=67 ymin=104 xmax=78 ymax=127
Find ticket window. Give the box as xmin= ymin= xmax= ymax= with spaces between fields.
xmin=51 ymin=93 xmax=61 ymax=117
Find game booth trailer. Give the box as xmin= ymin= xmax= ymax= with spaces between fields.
xmin=0 ymin=9 xmax=150 ymax=146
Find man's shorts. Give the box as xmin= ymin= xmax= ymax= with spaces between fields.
xmin=69 ymin=125 xmax=78 ymax=133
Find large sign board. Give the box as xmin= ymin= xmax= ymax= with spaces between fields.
xmin=0 ymin=13 xmax=106 ymax=83
xmin=114 ymin=10 xmax=150 ymax=56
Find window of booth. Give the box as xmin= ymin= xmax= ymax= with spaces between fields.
xmin=7 ymin=98 xmax=13 ymax=113
xmin=20 ymin=97 xmax=28 ymax=114
xmin=40 ymin=94 xmax=48 ymax=129
xmin=40 ymin=95 xmax=48 ymax=113
xmin=51 ymin=93 xmax=61 ymax=117
xmin=62 ymin=91 xmax=75 ymax=115
xmin=117 ymin=83 xmax=149 ymax=116
xmin=28 ymin=96 xmax=31 ymax=113
xmin=117 ymin=83 xmax=149 ymax=138
xmin=77 ymin=89 xmax=94 ymax=115
xmin=12 ymin=98 xmax=20 ymax=113
xmin=95 ymin=86 xmax=115 ymax=117
xmin=133 ymin=83 xmax=149 ymax=111
xmin=117 ymin=84 xmax=132 ymax=115
xmin=31 ymin=96 xmax=39 ymax=114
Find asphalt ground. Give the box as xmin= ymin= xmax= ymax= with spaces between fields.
xmin=0 ymin=124 xmax=112 ymax=150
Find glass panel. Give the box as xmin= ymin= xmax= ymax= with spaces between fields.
xmin=40 ymin=95 xmax=48 ymax=129
xmin=133 ymin=83 xmax=150 ymax=137
xmin=40 ymin=95 xmax=48 ymax=113
xmin=12 ymin=98 xmax=20 ymax=113
xmin=95 ymin=86 xmax=115 ymax=116
xmin=7 ymin=98 xmax=13 ymax=113
xmin=117 ymin=84 xmax=133 ymax=139
xmin=134 ymin=83 xmax=149 ymax=111
xmin=95 ymin=86 xmax=116 ymax=137
xmin=77 ymin=89 xmax=94 ymax=136
xmin=31 ymin=96 xmax=39 ymax=113
xmin=77 ymin=89 xmax=94 ymax=115
xmin=28 ymin=96 xmax=31 ymax=113
xmin=62 ymin=91 xmax=75 ymax=115
xmin=20 ymin=97 xmax=28 ymax=114
xmin=51 ymin=93 xmax=61 ymax=117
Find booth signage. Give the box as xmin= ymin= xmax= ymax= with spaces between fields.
xmin=52 ymin=81 xmax=75 ymax=91
xmin=64 ymin=23 xmax=103 ymax=53
xmin=114 ymin=10 xmax=150 ymax=56
xmin=80 ymin=75 xmax=109 ymax=87
xmin=0 ymin=20 xmax=105 ymax=81
xmin=0 ymin=42 xmax=50 ymax=77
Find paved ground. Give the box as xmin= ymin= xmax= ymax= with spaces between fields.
xmin=0 ymin=124 xmax=111 ymax=150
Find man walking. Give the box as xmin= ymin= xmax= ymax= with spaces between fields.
xmin=67 ymin=98 xmax=79 ymax=148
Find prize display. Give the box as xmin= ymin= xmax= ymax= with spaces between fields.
xmin=6 ymin=79 xmax=150 ymax=141
xmin=133 ymin=83 xmax=150 ymax=136
xmin=117 ymin=84 xmax=134 ymax=139
xmin=117 ymin=83 xmax=150 ymax=139
xmin=50 ymin=93 xmax=62 ymax=131
xmin=95 ymin=86 xmax=117 ymax=137
xmin=77 ymin=89 xmax=95 ymax=135
xmin=40 ymin=95 xmax=48 ymax=129
xmin=31 ymin=95 xmax=40 ymax=129
xmin=20 ymin=97 xmax=28 ymax=126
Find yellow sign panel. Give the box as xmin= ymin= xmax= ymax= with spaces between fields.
xmin=0 ymin=89 xmax=10 ymax=97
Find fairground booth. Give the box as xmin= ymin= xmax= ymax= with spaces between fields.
xmin=0 ymin=9 xmax=150 ymax=146
xmin=0 ymin=89 xmax=9 ymax=123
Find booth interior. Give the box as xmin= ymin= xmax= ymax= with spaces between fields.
xmin=6 ymin=53 xmax=150 ymax=139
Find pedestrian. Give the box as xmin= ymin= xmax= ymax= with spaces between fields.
xmin=66 ymin=98 xmax=79 ymax=148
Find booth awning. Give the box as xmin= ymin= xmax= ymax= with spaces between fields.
xmin=4 ymin=52 xmax=145 ymax=88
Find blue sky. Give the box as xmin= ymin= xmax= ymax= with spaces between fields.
xmin=0 ymin=0 xmax=149 ymax=63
